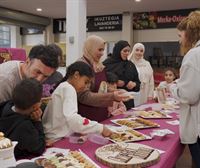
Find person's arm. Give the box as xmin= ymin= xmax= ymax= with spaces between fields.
xmin=0 ymin=77 xmax=14 ymax=103
xmin=16 ymin=121 xmax=46 ymax=156
xmin=78 ymin=90 xmax=114 ymax=107
xmin=78 ymin=89 xmax=129 ymax=107
xmin=171 ymin=52 xmax=200 ymax=104
xmin=125 ymin=63 xmax=141 ymax=92
xmin=62 ymin=88 xmax=104 ymax=135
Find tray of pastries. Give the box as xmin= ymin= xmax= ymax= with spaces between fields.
xmin=108 ymin=127 xmax=151 ymax=143
xmin=137 ymin=110 xmax=172 ymax=119
xmin=34 ymin=150 xmax=99 ymax=168
xmin=111 ymin=117 xmax=160 ymax=129
xmin=95 ymin=143 xmax=160 ymax=168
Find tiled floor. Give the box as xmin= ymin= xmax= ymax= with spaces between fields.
xmin=176 ymin=145 xmax=193 ymax=168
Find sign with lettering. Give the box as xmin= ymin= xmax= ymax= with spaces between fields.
xmin=53 ymin=14 xmax=122 ymax=33
xmin=53 ymin=18 xmax=66 ymax=33
xmin=133 ymin=9 xmax=197 ymax=29
xmin=87 ymin=14 xmax=122 ymax=32
xmin=20 ymin=27 xmax=44 ymax=35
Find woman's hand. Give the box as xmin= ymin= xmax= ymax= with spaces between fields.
xmin=126 ymin=81 xmax=136 ymax=90
xmin=113 ymin=89 xmax=130 ymax=102
xmin=117 ymin=80 xmax=125 ymax=87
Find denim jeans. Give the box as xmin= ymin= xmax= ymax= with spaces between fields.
xmin=188 ymin=137 xmax=200 ymax=168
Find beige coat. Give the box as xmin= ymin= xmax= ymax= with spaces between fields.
xmin=171 ymin=40 xmax=200 ymax=144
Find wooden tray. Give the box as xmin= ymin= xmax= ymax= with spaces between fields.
xmin=95 ymin=143 xmax=160 ymax=168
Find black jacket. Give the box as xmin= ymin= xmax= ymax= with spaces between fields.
xmin=0 ymin=101 xmax=45 ymax=159
xmin=103 ymin=41 xmax=141 ymax=109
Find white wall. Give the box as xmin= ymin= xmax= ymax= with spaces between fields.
xmin=87 ymin=31 xmax=121 ymax=43
xmin=10 ymin=26 xmax=22 ymax=48
xmin=133 ymin=28 xmax=179 ymax=42
xmin=54 ymin=33 xmax=66 ymax=43
xmin=22 ymin=34 xmax=45 ymax=46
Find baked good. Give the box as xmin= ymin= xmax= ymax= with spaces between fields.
xmin=0 ymin=132 xmax=12 ymax=149
xmin=35 ymin=151 xmax=96 ymax=168
xmin=135 ymin=118 xmax=159 ymax=127
xmin=96 ymin=143 xmax=160 ymax=168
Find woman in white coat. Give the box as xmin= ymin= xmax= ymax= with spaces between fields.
xmin=128 ymin=43 xmax=154 ymax=105
xmin=170 ymin=11 xmax=200 ymax=167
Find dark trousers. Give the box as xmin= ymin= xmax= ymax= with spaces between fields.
xmin=188 ymin=137 xmax=200 ymax=168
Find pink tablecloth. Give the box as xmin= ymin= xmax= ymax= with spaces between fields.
xmin=0 ymin=48 xmax=26 ymax=63
xmin=53 ymin=110 xmax=184 ymax=168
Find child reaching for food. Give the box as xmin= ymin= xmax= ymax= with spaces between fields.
xmin=106 ymin=72 xmax=127 ymax=116
xmin=42 ymin=61 xmax=112 ymax=143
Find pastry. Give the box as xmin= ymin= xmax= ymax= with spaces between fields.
xmin=135 ymin=118 xmax=159 ymax=127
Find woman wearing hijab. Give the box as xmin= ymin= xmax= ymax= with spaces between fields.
xmin=77 ymin=35 xmax=128 ymax=122
xmin=128 ymin=43 xmax=154 ymax=105
xmin=103 ymin=40 xmax=141 ymax=109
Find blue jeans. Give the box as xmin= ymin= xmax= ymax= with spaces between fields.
xmin=188 ymin=137 xmax=200 ymax=168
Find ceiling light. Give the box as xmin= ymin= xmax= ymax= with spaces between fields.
xmin=36 ymin=8 xmax=42 ymax=12
xmin=135 ymin=0 xmax=141 ymax=2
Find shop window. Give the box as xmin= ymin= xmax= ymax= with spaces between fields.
xmin=0 ymin=25 xmax=11 ymax=48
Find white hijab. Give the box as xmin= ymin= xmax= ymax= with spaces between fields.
xmin=128 ymin=43 xmax=146 ymax=67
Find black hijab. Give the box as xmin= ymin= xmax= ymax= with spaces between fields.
xmin=103 ymin=40 xmax=131 ymax=75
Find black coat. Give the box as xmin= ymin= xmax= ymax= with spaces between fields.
xmin=0 ymin=101 xmax=45 ymax=159
xmin=103 ymin=40 xmax=141 ymax=109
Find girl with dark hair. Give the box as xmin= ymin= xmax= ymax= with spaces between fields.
xmin=158 ymin=67 xmax=177 ymax=97
xmin=42 ymin=61 xmax=112 ymax=142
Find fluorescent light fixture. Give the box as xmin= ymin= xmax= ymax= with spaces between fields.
xmin=135 ymin=0 xmax=141 ymax=2
xmin=36 ymin=8 xmax=42 ymax=12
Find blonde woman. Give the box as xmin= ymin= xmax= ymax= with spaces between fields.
xmin=170 ymin=11 xmax=200 ymax=167
xmin=128 ymin=43 xmax=154 ymax=105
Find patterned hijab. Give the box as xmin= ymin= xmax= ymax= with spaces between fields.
xmin=83 ymin=35 xmax=105 ymax=72
xmin=128 ymin=43 xmax=146 ymax=66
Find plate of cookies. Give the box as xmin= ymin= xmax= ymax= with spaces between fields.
xmin=33 ymin=148 xmax=99 ymax=168
xmin=107 ymin=127 xmax=151 ymax=143
xmin=136 ymin=110 xmax=172 ymax=119
xmin=111 ymin=117 xmax=160 ymax=129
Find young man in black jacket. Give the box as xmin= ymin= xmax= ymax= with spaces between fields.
xmin=0 ymin=78 xmax=45 ymax=159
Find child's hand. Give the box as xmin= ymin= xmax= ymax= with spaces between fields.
xmin=101 ymin=126 xmax=113 ymax=137
xmin=30 ymin=108 xmax=42 ymax=121
xmin=45 ymin=139 xmax=54 ymax=147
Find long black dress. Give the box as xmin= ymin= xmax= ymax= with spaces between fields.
xmin=103 ymin=40 xmax=141 ymax=109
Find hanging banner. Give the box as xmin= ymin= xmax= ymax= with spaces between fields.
xmin=133 ymin=8 xmax=197 ymax=29
xmin=87 ymin=14 xmax=122 ymax=32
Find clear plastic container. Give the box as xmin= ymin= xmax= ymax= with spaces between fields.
xmin=69 ymin=134 xmax=87 ymax=144
xmin=88 ymin=134 xmax=109 ymax=145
